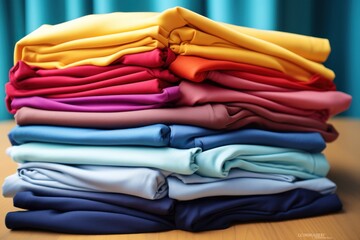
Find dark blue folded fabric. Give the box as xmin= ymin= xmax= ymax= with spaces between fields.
xmin=6 ymin=210 xmax=174 ymax=234
xmin=175 ymin=188 xmax=342 ymax=231
xmin=6 ymin=189 xmax=342 ymax=233
xmin=170 ymin=125 xmax=326 ymax=152
xmin=15 ymin=187 xmax=175 ymax=216
xmin=13 ymin=192 xmax=174 ymax=222
xmin=9 ymin=124 xmax=325 ymax=152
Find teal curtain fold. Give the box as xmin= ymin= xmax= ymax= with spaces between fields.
xmin=0 ymin=0 xmax=358 ymax=120
xmin=207 ymin=0 xmax=277 ymax=30
xmin=346 ymin=0 xmax=360 ymax=117
xmin=25 ymin=0 xmax=66 ymax=33
xmin=65 ymin=0 xmax=92 ymax=21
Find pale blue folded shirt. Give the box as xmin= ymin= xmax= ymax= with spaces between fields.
xmin=2 ymin=164 xmax=336 ymax=201
xmin=7 ymin=142 xmax=329 ymax=179
xmin=8 ymin=124 xmax=326 ymax=152
xmin=167 ymin=177 xmax=336 ymax=200
xmin=16 ymin=162 xmax=169 ymax=199
xmin=7 ymin=143 xmax=200 ymax=175
xmin=5 ymin=162 xmax=297 ymax=200
xmin=196 ymin=145 xmax=329 ymax=179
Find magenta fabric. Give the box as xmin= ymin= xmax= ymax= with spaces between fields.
xmin=6 ymin=78 xmax=173 ymax=102
xmin=15 ymin=105 xmax=339 ymax=142
xmin=9 ymin=87 xmax=180 ymax=113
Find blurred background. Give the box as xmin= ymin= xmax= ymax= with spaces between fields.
xmin=1 ymin=0 xmax=359 ymax=121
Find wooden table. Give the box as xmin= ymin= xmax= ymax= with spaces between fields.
xmin=0 ymin=119 xmax=359 ymax=240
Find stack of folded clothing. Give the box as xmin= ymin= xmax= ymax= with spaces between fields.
xmin=2 ymin=7 xmax=351 ymax=234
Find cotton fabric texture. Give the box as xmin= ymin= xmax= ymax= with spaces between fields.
xmin=3 ymin=6 xmax=350 ymax=234
xmin=5 ymin=190 xmax=342 ymax=233
xmin=15 ymin=7 xmax=333 ymax=81
xmin=8 ymin=124 xmax=326 ymax=152
xmin=7 ymin=143 xmax=329 ymax=179
xmin=14 ymin=106 xmax=340 ymax=141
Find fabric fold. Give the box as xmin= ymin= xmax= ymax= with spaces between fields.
xmin=10 ymin=48 xmax=176 ymax=87
xmin=7 ymin=143 xmax=200 ymax=175
xmin=174 ymin=189 xmax=342 ymax=231
xmin=6 ymin=78 xmax=174 ymax=99
xmin=16 ymin=162 xmax=169 ymax=200
xmin=6 ymin=209 xmax=174 ymax=234
xmin=9 ymin=124 xmax=326 ymax=152
xmin=177 ymin=81 xmax=351 ymax=121
xmin=167 ymin=177 xmax=336 ymax=200
xmin=9 ymin=80 xmax=351 ymax=122
xmin=7 ymin=143 xmax=328 ymax=179
xmin=8 ymin=124 xmax=171 ymax=147
xmin=5 ymin=189 xmax=342 ymax=233
xmin=169 ymin=56 xmax=335 ymax=90
xmin=2 ymin=174 xmax=174 ymax=215
xmin=169 ymin=125 xmax=326 ymax=152
xmin=13 ymin=106 xmax=339 ymax=142
xmin=172 ymin=170 xmax=296 ymax=183
xmin=206 ymin=71 xmax=335 ymax=92
xmin=9 ymin=86 xmax=180 ymax=113
xmin=195 ymin=144 xmax=329 ymax=179
xmin=15 ymin=7 xmax=333 ymax=81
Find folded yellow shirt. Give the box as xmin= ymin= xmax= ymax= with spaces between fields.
xmin=15 ymin=7 xmax=334 ymax=81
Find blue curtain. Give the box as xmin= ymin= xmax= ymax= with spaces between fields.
xmin=1 ymin=0 xmax=359 ymax=120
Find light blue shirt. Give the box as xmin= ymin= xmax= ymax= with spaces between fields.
xmin=16 ymin=162 xmax=169 ymax=199
xmin=9 ymin=124 xmax=326 ymax=152
xmin=167 ymin=177 xmax=336 ymax=200
xmin=7 ymin=143 xmax=329 ymax=179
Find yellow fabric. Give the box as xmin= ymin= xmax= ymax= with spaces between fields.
xmin=221 ymin=23 xmax=330 ymax=63
xmin=15 ymin=7 xmax=334 ymax=80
